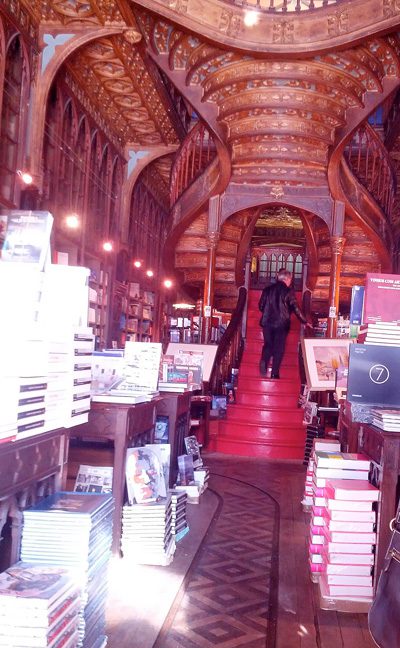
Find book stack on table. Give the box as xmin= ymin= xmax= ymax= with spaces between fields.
xmin=370 ymin=407 xmax=400 ymax=431
xmin=302 ymin=438 xmax=341 ymax=510
xmin=308 ymin=451 xmax=373 ymax=591
xmin=0 ymin=562 xmax=80 ymax=648
xmin=20 ymin=492 xmax=114 ymax=648
xmin=121 ymin=496 xmax=176 ymax=566
xmin=357 ymin=322 xmax=400 ymax=346
xmin=318 ymin=480 xmax=379 ymax=611
xmin=169 ymin=490 xmax=189 ymax=542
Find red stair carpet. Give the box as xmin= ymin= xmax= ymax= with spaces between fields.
xmin=216 ymin=289 xmax=305 ymax=460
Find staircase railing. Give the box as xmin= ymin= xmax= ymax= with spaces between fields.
xmin=170 ymin=122 xmax=217 ymax=207
xmin=209 ymin=287 xmax=247 ymax=395
xmin=345 ymin=122 xmax=396 ymax=219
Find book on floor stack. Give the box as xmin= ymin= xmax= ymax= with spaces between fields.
xmin=302 ymin=438 xmax=341 ymax=510
xmin=20 ymin=492 xmax=114 ymax=648
xmin=169 ymin=489 xmax=189 ymax=542
xmin=302 ymin=422 xmax=326 ymax=466
xmin=0 ymin=562 xmax=80 ymax=648
xmin=318 ymin=480 xmax=379 ymax=612
xmin=121 ymin=496 xmax=176 ymax=566
xmin=370 ymin=407 xmax=400 ymax=431
xmin=308 ymin=451 xmax=371 ymax=579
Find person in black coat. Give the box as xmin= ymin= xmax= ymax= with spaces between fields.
xmin=258 ymin=268 xmax=312 ymax=378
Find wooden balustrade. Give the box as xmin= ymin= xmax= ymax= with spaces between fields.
xmin=345 ymin=122 xmax=395 ymax=219
xmin=209 ymin=287 xmax=247 ymax=395
xmin=170 ymin=123 xmax=216 ymax=207
xmin=218 ymin=0 xmax=343 ymax=12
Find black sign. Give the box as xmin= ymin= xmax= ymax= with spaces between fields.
xmin=347 ymin=344 xmax=400 ymax=406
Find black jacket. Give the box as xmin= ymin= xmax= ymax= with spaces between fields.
xmin=258 ymin=280 xmax=308 ymax=330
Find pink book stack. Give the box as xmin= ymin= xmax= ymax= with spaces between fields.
xmin=318 ymin=479 xmax=379 ymax=608
xmin=308 ymin=450 xmax=376 ymax=597
xmin=303 ymin=438 xmax=341 ymax=510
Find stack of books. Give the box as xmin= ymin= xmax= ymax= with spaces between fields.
xmin=357 ymin=322 xmax=400 ymax=346
xmin=370 ymin=408 xmax=400 ymax=431
xmin=318 ymin=480 xmax=379 ymax=609
xmin=20 ymin=492 xmax=114 ymax=648
xmin=121 ymin=497 xmax=176 ymax=566
xmin=194 ymin=466 xmax=210 ymax=492
xmin=302 ymin=438 xmax=341 ymax=509
xmin=308 ymin=451 xmax=371 ymax=575
xmin=302 ymin=422 xmax=325 ymax=466
xmin=169 ymin=489 xmax=189 ymax=541
xmin=0 ymin=562 xmax=80 ymax=648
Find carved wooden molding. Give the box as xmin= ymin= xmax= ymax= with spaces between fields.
xmin=132 ymin=0 xmax=400 ymax=56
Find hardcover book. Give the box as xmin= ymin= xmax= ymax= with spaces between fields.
xmin=125 ymin=447 xmax=163 ymax=505
xmin=347 ymin=343 xmax=400 ymax=407
xmin=363 ymin=272 xmax=400 ymax=325
xmin=0 ymin=210 xmax=53 ymax=271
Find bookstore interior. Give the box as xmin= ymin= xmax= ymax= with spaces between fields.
xmin=4 ymin=2 xmax=400 ymax=646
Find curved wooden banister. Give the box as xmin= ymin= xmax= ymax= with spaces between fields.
xmin=345 ymin=122 xmax=396 ymax=219
xmin=209 ymin=286 xmax=247 ymax=395
xmin=170 ymin=122 xmax=217 ymax=207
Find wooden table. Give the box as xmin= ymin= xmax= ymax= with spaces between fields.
xmin=69 ymin=401 xmax=156 ymax=554
xmin=0 ymin=428 xmax=68 ymax=570
xmin=155 ymin=391 xmax=192 ymax=487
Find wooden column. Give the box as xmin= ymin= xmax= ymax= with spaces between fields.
xmin=327 ymin=235 xmax=345 ymax=338
xmin=202 ymin=231 xmax=219 ymax=343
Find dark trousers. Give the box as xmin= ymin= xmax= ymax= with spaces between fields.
xmin=261 ymin=325 xmax=288 ymax=376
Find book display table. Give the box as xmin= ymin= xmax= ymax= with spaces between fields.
xmin=69 ymin=401 xmax=156 ymax=554
xmin=0 ymin=429 xmax=68 ymax=569
xmin=340 ymin=405 xmax=400 ymax=585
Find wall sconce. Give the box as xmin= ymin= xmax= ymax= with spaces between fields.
xmin=163 ymin=279 xmax=173 ymax=289
xmin=133 ymin=260 xmax=142 ymax=268
xmin=17 ymin=170 xmax=33 ymax=185
xmin=103 ymin=241 xmax=113 ymax=252
xmin=146 ymin=270 xmax=154 ymax=277
xmin=244 ymin=10 xmax=260 ymax=27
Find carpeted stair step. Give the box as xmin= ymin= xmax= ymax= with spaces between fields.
xmin=241 ymin=349 xmax=298 ymax=366
xmin=236 ymin=377 xmax=300 ymax=394
xmin=219 ymin=419 xmax=304 ymax=442
xmin=235 ymin=391 xmax=299 ymax=407
xmin=226 ymin=404 xmax=303 ymax=424
xmin=239 ymin=363 xmax=300 ymax=379
xmin=215 ymin=435 xmax=305 ymax=460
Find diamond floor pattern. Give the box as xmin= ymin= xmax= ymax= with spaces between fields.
xmin=155 ymin=471 xmax=279 ymax=648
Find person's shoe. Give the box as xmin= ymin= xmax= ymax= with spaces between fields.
xmin=270 ymin=373 xmax=280 ymax=379
xmin=259 ymin=360 xmax=267 ymax=376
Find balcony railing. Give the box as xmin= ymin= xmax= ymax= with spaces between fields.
xmin=170 ymin=122 xmax=216 ymax=207
xmin=345 ymin=122 xmax=396 ymax=220
xmin=220 ymin=0 xmax=342 ymax=12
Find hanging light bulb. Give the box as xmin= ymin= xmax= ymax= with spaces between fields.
xmin=103 ymin=241 xmax=113 ymax=252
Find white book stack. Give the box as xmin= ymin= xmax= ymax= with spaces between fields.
xmin=0 ymin=377 xmax=19 ymax=442
xmin=169 ymin=489 xmax=189 ymax=542
xmin=318 ymin=479 xmax=380 ymax=611
xmin=17 ymin=377 xmax=48 ymax=440
xmin=308 ymin=451 xmax=371 ymax=580
xmin=194 ymin=466 xmax=210 ymax=491
xmin=370 ymin=407 xmax=400 ymax=432
xmin=357 ymin=322 xmax=400 ymax=346
xmin=20 ymin=492 xmax=114 ymax=648
xmin=302 ymin=438 xmax=341 ymax=524
xmin=0 ymin=562 xmax=81 ymax=648
xmin=47 ymin=329 xmax=94 ymax=430
xmin=121 ymin=497 xmax=176 ymax=566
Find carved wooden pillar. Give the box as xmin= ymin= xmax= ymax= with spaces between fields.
xmin=202 ymin=231 xmax=220 ymax=343
xmin=327 ymin=235 xmax=346 ymax=338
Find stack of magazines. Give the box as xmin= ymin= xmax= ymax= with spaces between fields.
xmin=121 ymin=496 xmax=175 ymax=566
xmin=0 ymin=562 xmax=80 ymax=647
xmin=20 ymin=492 xmax=114 ymax=648
xmin=169 ymin=490 xmax=189 ymax=541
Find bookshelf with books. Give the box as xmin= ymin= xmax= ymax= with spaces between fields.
xmin=87 ymin=260 xmax=110 ymax=350
xmin=111 ymin=281 xmax=156 ymax=347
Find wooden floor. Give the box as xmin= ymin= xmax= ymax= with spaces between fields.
xmin=68 ymin=449 xmax=377 ymax=647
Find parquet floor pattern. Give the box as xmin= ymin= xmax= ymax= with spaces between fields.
xmin=156 ymin=467 xmax=280 ymax=648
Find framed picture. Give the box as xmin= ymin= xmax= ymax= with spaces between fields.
xmin=301 ymin=338 xmax=352 ymax=391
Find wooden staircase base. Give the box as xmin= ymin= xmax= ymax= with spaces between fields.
xmin=215 ymin=290 xmax=305 ymax=460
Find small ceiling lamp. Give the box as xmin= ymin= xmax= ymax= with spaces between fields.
xmin=133 ymin=260 xmax=142 ymax=268
xmin=173 ymin=303 xmax=195 ymax=310
xmin=164 ymin=279 xmax=173 ymax=289
xmin=146 ymin=269 xmax=154 ymax=277
xmin=244 ymin=10 xmax=260 ymax=27
xmin=103 ymin=241 xmax=113 ymax=252
xmin=65 ymin=213 xmax=80 ymax=229
xmin=17 ymin=170 xmax=33 ymax=185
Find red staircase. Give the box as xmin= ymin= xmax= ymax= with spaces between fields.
xmin=216 ymin=289 xmax=305 ymax=460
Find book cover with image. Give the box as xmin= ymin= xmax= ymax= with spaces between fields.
xmin=1 ymin=210 xmax=53 ymax=271
xmin=125 ymin=447 xmax=163 ymax=504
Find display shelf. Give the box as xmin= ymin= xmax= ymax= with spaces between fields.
xmin=110 ymin=280 xmax=155 ymax=346
xmin=87 ymin=260 xmax=109 ymax=350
